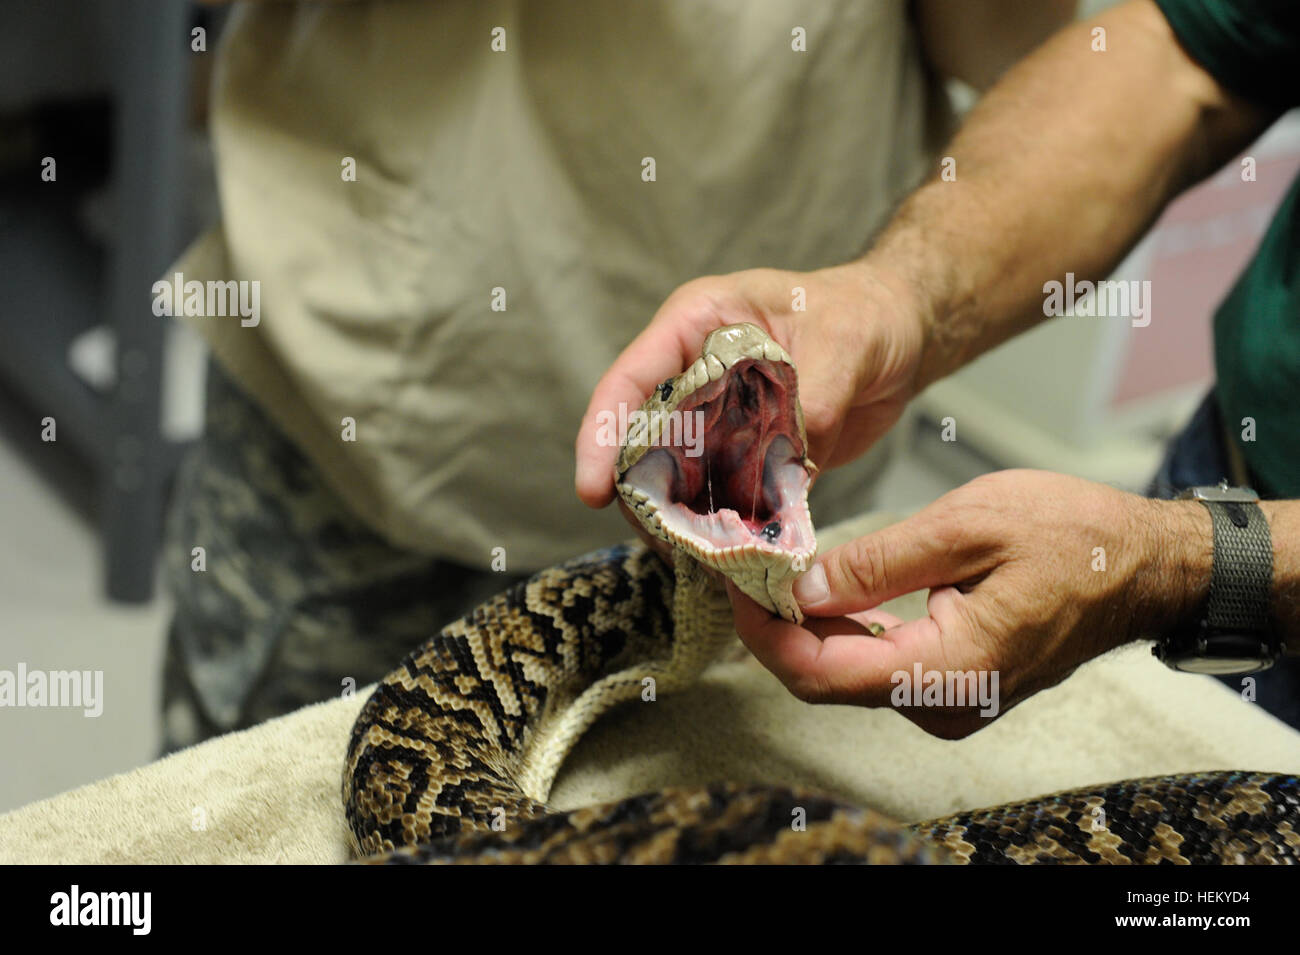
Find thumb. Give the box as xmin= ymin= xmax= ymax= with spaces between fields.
xmin=794 ymin=512 xmax=976 ymax=616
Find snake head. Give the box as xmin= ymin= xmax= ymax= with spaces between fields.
xmin=615 ymin=323 xmax=817 ymax=622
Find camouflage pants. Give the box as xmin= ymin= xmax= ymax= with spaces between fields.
xmin=160 ymin=362 xmax=528 ymax=753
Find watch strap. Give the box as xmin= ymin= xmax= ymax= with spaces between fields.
xmin=1201 ymin=499 xmax=1272 ymax=633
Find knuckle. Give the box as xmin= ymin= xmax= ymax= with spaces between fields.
xmin=954 ymin=470 xmax=1016 ymax=509
xmin=924 ymin=518 xmax=967 ymax=564
xmin=839 ymin=537 xmax=889 ymax=598
xmin=958 ymin=471 xmax=1000 ymax=497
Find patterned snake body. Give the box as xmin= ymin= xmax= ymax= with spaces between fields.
xmin=344 ymin=325 xmax=1299 ymax=864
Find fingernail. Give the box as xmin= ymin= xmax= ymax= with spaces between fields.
xmin=793 ymin=564 xmax=828 ymax=606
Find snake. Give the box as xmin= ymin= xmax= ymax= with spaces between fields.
xmin=343 ymin=323 xmax=1299 ymax=864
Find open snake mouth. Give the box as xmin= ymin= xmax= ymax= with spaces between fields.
xmin=619 ymin=356 xmax=815 ymax=559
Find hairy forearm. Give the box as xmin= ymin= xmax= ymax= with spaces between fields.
xmin=863 ymin=0 xmax=1276 ymax=391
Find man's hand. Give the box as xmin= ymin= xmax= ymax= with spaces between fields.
xmin=728 ymin=470 xmax=1213 ymax=738
xmin=575 ymin=263 xmax=927 ymax=508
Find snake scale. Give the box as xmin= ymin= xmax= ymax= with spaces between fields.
xmin=344 ymin=324 xmax=1299 ymax=864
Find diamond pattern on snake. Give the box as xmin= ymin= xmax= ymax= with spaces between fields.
xmin=343 ymin=323 xmax=1299 ymax=864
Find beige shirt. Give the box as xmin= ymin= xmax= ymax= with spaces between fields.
xmin=174 ymin=0 xmax=949 ymax=571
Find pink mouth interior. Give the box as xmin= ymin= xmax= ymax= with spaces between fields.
xmin=623 ymin=358 xmax=813 ymax=553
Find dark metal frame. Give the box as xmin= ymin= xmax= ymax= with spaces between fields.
xmin=0 ymin=0 xmax=194 ymax=602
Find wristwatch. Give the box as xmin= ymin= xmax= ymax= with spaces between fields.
xmin=1153 ymin=481 xmax=1279 ymax=674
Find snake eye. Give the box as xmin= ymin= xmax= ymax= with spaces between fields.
xmin=761 ymin=521 xmax=781 ymax=541
xmin=658 ymin=380 xmax=674 ymax=401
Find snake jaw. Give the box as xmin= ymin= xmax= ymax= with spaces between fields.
xmin=616 ymin=323 xmax=816 ymax=622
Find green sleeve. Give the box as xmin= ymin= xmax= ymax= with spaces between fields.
xmin=1155 ymin=0 xmax=1300 ymax=108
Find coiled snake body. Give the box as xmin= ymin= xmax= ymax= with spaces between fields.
xmin=344 ymin=325 xmax=1299 ymax=864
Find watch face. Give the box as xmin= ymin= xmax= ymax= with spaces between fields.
xmin=1173 ymin=656 xmax=1271 ymax=675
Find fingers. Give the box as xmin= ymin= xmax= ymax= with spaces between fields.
xmin=575 ymin=362 xmax=682 ymax=509
xmin=729 ymin=580 xmax=1004 ymax=739
xmin=727 ymin=581 xmax=926 ymax=707
xmin=793 ymin=509 xmax=982 ymax=617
